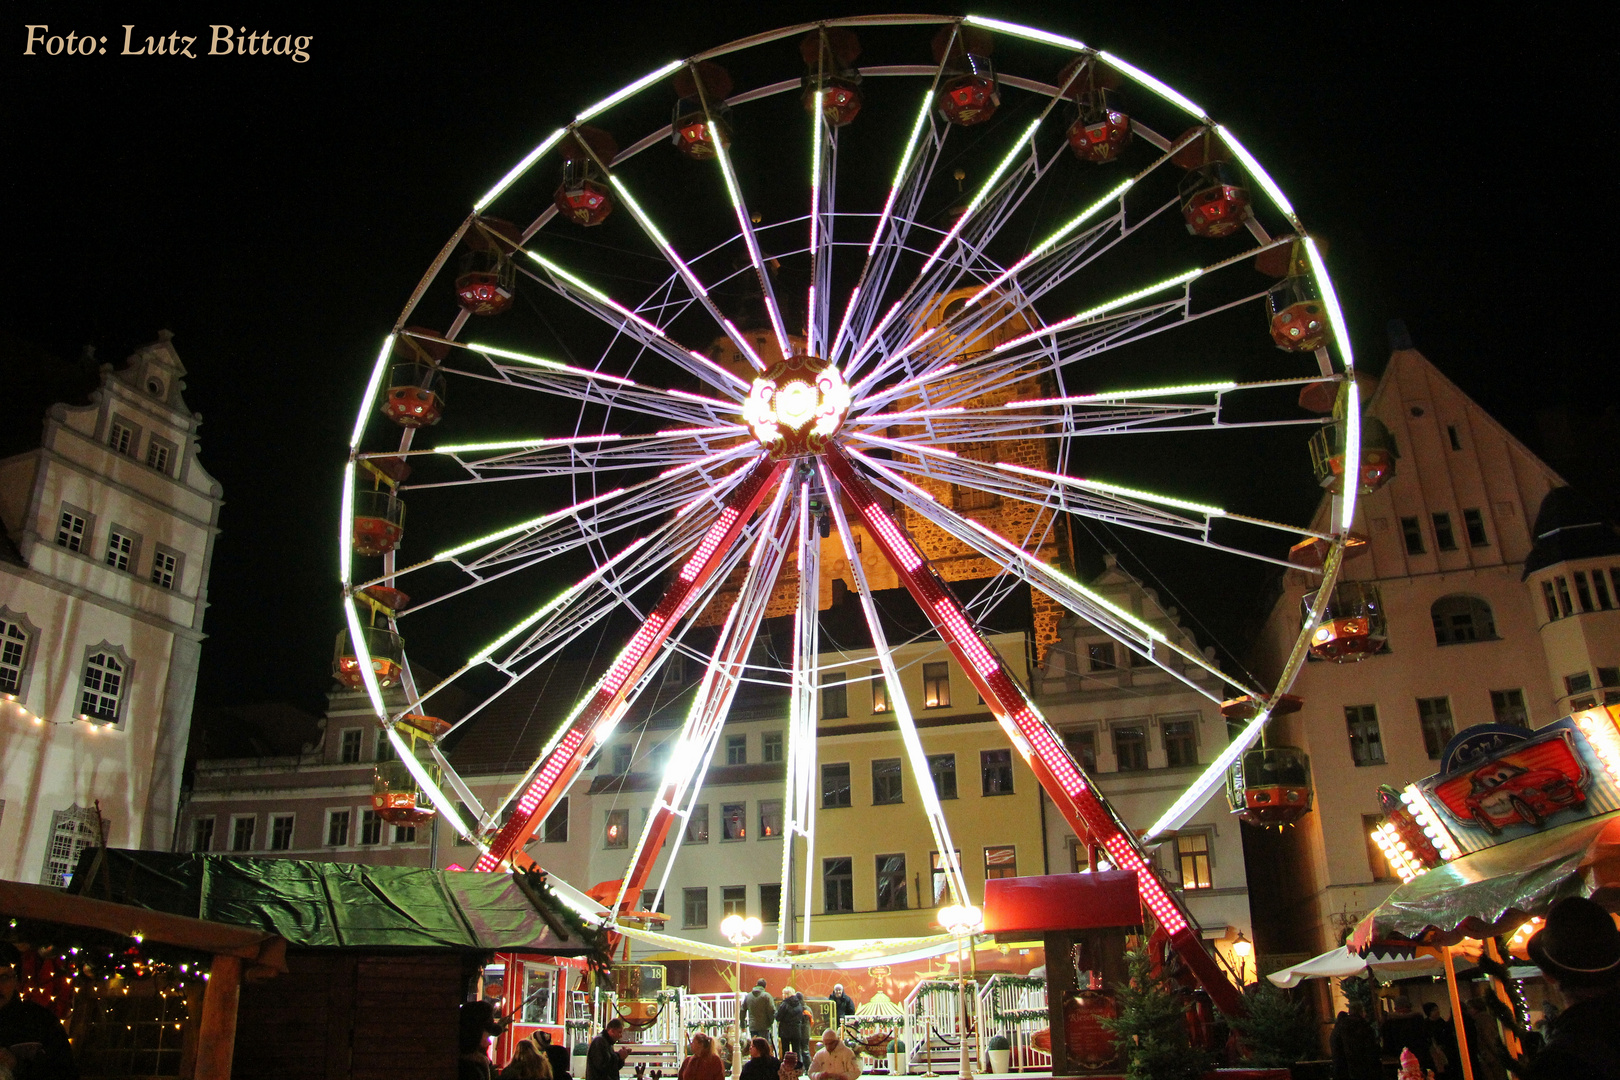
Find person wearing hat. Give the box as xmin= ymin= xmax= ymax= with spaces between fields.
xmin=1524 ymin=896 xmax=1620 ymax=1079
xmin=0 ymin=942 xmax=79 ymax=1079
xmin=744 ymin=978 xmax=776 ymax=1044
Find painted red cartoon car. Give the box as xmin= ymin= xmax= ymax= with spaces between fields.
xmin=1462 ymin=762 xmax=1586 ymax=834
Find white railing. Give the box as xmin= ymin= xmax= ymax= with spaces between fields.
xmin=902 ymin=980 xmax=970 ymax=1073
xmin=976 ymin=976 xmax=1049 ymax=1073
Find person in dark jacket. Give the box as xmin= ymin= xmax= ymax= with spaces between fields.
xmin=1423 ymin=1002 xmax=1460 ymax=1077
xmin=740 ymin=1036 xmax=782 ymax=1080
xmin=459 ymin=1001 xmax=511 ymax=1080
xmin=828 ymin=985 xmax=855 ymax=1023
xmin=744 ymin=979 xmax=777 ymax=1042
xmin=1329 ymin=1002 xmax=1380 ymax=1080
xmin=539 ymin=1030 xmax=573 ymax=1080
xmin=1380 ymin=997 xmax=1433 ymax=1076
xmin=776 ymin=991 xmax=809 ymax=1062
xmin=588 ymin=1018 xmax=633 ymax=1080
xmin=0 ymin=943 xmax=78 ymax=1080
xmin=1524 ymin=896 xmax=1620 ymax=1080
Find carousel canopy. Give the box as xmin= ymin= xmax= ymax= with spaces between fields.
xmin=1267 ymin=942 xmax=1440 ymax=987
xmin=1351 ymin=811 xmax=1620 ymax=950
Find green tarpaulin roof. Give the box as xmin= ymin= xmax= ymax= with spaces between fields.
xmin=69 ymin=850 xmax=605 ymax=956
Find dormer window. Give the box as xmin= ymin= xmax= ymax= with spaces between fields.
xmin=145 ymin=370 xmax=167 ymax=398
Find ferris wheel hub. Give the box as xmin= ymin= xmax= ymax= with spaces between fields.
xmin=741 ymin=354 xmax=851 ymax=458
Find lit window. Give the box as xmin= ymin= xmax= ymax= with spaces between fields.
xmin=41 ymin=807 xmax=100 ymax=888
xmin=822 ymin=672 xmax=848 ymax=718
xmin=871 ymin=669 xmax=891 ymax=713
xmin=1400 ymin=517 xmax=1426 ymax=555
xmin=1345 ymin=705 xmax=1385 ymax=766
xmin=520 ymin=965 xmax=556 ymax=1026
xmin=105 ymin=529 xmax=135 ymax=572
xmin=762 ymin=731 xmax=783 ymax=763
xmin=270 ymin=815 xmax=294 ymax=851
xmin=542 ymin=798 xmax=569 ymax=843
xmin=1432 ymin=513 xmax=1457 ymax=551
xmin=326 ymin=810 xmax=351 ymax=847
xmin=981 ymin=749 xmax=1014 ymax=794
xmin=1113 ymin=725 xmax=1147 ymax=771
xmin=339 ymin=729 xmax=362 ymax=764
xmin=1462 ymin=509 xmax=1489 ymax=547
xmin=822 ymin=763 xmax=852 ymax=808
xmin=0 ymin=618 xmax=30 ymax=694
xmin=872 ymin=758 xmax=903 ymax=805
xmin=1175 ymin=833 xmax=1212 ymax=889
xmin=875 ymin=854 xmax=907 ymax=910
xmin=726 ymin=734 xmax=747 ymax=765
xmin=151 ymin=549 xmax=179 ymax=590
xmin=192 ymin=817 xmax=215 ymax=852
xmin=684 ymin=887 xmax=708 ymax=928
xmin=231 ymin=816 xmax=256 ymax=852
xmin=605 ymin=808 xmax=629 ymax=848
xmin=57 ymin=510 xmax=87 ymax=552
xmin=924 ymin=662 xmax=951 ymax=708
xmin=108 ymin=421 xmax=135 ymax=456
xmin=823 ymin=858 xmax=853 ymax=914
xmin=1490 ymin=689 xmax=1528 ymax=727
xmin=1064 ymin=729 xmax=1097 ymax=773
xmin=1431 ymin=595 xmax=1496 ymax=645
xmin=686 ymin=804 xmax=709 ymax=843
xmin=721 ymin=802 xmax=746 ymax=841
xmin=984 ymin=845 xmax=1017 ymax=881
xmin=80 ymin=651 xmax=125 ymax=722
xmin=360 ymin=810 xmax=382 ymax=846
xmin=1417 ymin=697 xmax=1454 ymax=759
xmin=722 ymin=886 xmax=746 ymax=918
xmin=1162 ymin=717 xmax=1197 ymax=768
xmin=928 ymin=754 xmax=957 ymax=799
xmin=759 ymin=799 xmax=783 ymax=839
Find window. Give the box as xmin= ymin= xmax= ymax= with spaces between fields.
xmin=923 ymin=662 xmax=951 ymax=708
xmin=542 ymin=798 xmax=569 ymax=843
xmin=1431 ymin=595 xmax=1496 ymax=645
xmin=57 ymin=509 xmax=87 ymax=552
xmin=762 ymin=731 xmax=783 ymax=763
xmin=686 ymin=804 xmax=710 ymax=843
xmin=1417 ymin=697 xmax=1455 ymax=759
xmin=109 ymin=421 xmax=136 ymax=455
xmin=928 ymin=754 xmax=957 ymax=799
xmin=984 ymin=845 xmax=1017 ymax=881
xmin=726 ymin=734 xmax=747 ymax=765
xmin=1364 ymin=814 xmax=1394 ymax=881
xmin=1113 ymin=724 xmax=1148 ymax=772
xmin=722 ymin=886 xmax=747 ymax=919
xmin=1432 ymin=513 xmax=1457 ymax=551
xmin=611 ymin=744 xmax=633 ymax=774
xmin=1064 ymin=729 xmax=1097 ymax=773
xmin=875 ymin=854 xmax=908 ymax=911
xmin=638 ymin=890 xmax=665 ymax=928
xmin=1557 ymin=577 xmax=1574 ymax=617
xmin=1574 ymin=572 xmax=1595 ymax=613
xmin=1595 ymin=570 xmax=1616 ymax=611
xmin=871 ymin=669 xmax=891 ymax=714
xmin=374 ymin=730 xmax=396 ymax=762
xmin=150 ymin=548 xmax=180 ymax=589
xmin=1490 ymin=689 xmax=1528 ymax=728
xmin=1447 ymin=424 xmax=1463 ymax=451
xmin=1175 ymin=833 xmax=1213 ymax=890
xmin=231 ymin=816 xmax=256 ymax=852
xmin=0 ymin=617 xmax=30 ymax=695
xmin=1600 ymin=667 xmax=1620 ymax=689
xmin=684 ymin=887 xmax=709 ymax=928
xmin=760 ymin=883 xmax=781 ymax=922
xmin=824 ymin=857 xmax=854 ymax=914
xmin=42 ymin=807 xmax=100 ymax=888
xmin=146 ymin=439 xmax=173 ymax=474
xmin=1400 ymin=517 xmax=1426 ymax=555
xmin=520 ymin=966 xmax=556 ymax=1026
xmin=759 ymin=799 xmax=783 ymax=839
xmin=360 ymin=810 xmax=382 ymax=846
xmin=872 ymin=758 xmax=904 ymax=804
xmin=80 ymin=650 xmax=126 ymax=722
xmin=1542 ymin=581 xmax=1560 ymax=621
xmin=721 ymin=802 xmax=746 ymax=841
xmin=930 ymin=850 xmax=961 ymax=904
xmin=605 ymin=808 xmax=629 ymax=848
xmin=340 ymin=729 xmax=363 ymax=763
xmin=1088 ymin=643 xmax=1116 ymax=671
xmin=1566 ymin=672 xmax=1594 ymax=696
xmin=1463 ymin=509 xmax=1489 ymax=547
xmin=270 ymin=815 xmax=294 ymax=851
xmin=394 ymin=824 xmax=416 ymax=844
xmin=822 ymin=672 xmax=848 ymax=719
xmin=1345 ymin=705 xmax=1385 ymax=766
xmin=822 ymin=763 xmax=852 ymax=808
xmin=981 ymin=749 xmax=1014 ymax=795
xmin=192 ymin=817 xmax=215 ymax=852
xmin=105 ymin=528 xmax=135 ymax=572
xmin=1162 ymin=717 xmax=1197 ymax=768
xmin=326 ymin=810 xmax=351 ymax=846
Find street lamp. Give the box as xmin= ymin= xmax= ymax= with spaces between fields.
xmin=939 ymin=905 xmax=982 ymax=1080
xmin=721 ymin=914 xmax=763 ymax=1076
xmin=1231 ymin=932 xmax=1252 ymax=985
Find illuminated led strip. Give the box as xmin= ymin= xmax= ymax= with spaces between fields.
xmin=341 ymin=597 xmax=390 ymax=720
xmin=989 ymin=269 xmax=1201 ymax=355
xmin=680 ymin=507 xmax=742 ymax=582
xmin=1215 ymin=126 xmax=1298 ymax=225
xmin=966 ymin=178 xmax=1134 ymax=307
xmin=1096 ymin=50 xmax=1209 ymax=121
xmin=1010 ymin=381 xmax=1237 ymax=405
xmin=339 ymin=462 xmax=356 ymax=583
xmin=1399 ymin=786 xmax=1462 ymax=861
xmin=434 ymin=486 xmax=628 ymax=562
xmin=469 ymin=536 xmax=654 ymax=665
xmin=1341 ymin=379 xmax=1362 ymax=533
xmin=1371 ymin=821 xmax=1426 ymax=884
xmin=524 ymin=251 xmax=750 ymax=392
xmin=807 ymin=57 xmax=827 ymax=358
xmin=710 ymin=121 xmax=793 ymax=359
xmin=435 ymin=433 xmax=624 ymax=455
xmin=350 ymin=335 xmax=396 ymax=449
xmin=961 ymin=14 xmax=1085 ymax=50
xmin=994 ymin=460 xmax=1225 ymax=516
xmin=578 ymin=59 xmax=688 ymax=124
xmin=466 ymin=339 xmax=737 ymax=413
xmin=382 ymin=724 xmax=481 ymax=842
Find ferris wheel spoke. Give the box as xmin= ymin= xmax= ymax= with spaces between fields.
xmin=778 ymin=477 xmax=821 ymax=945
xmin=422 ymin=429 xmax=750 ymax=485
xmin=806 ymin=46 xmax=838 ymax=358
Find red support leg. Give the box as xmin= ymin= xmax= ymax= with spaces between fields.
xmin=823 ymin=445 xmax=1242 ymax=1016
xmin=474 ymin=456 xmax=789 ymax=872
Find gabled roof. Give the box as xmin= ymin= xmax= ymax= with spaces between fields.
xmin=1524 ymin=486 xmax=1620 ymax=577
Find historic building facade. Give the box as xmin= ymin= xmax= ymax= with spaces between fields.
xmin=0 ymin=331 xmax=221 ymax=884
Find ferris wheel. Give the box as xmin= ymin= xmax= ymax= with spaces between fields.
xmin=338 ymin=14 xmax=1383 ymax=1011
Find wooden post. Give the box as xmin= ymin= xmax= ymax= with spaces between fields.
xmin=1440 ymin=946 xmax=1474 ymax=1080
xmin=195 ymin=954 xmax=243 ymax=1080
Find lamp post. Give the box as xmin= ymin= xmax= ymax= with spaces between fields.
xmin=939 ymin=904 xmax=983 ymax=1080
xmin=721 ymin=914 xmax=763 ymax=1076
xmin=1231 ymin=932 xmax=1252 ymax=986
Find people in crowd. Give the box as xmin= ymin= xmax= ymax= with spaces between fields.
xmin=500 ymin=1038 xmax=556 ymax=1080
xmin=1524 ymin=896 xmax=1620 ymax=1080
xmin=740 ymin=1035 xmax=782 ymax=1080
xmin=1463 ymin=997 xmax=1506 ymax=1080
xmin=1329 ymin=1001 xmax=1380 ymax=1080
xmin=778 ymin=1050 xmax=801 ymax=1080
xmin=539 ymin=1030 xmax=573 ymax=1080
xmin=1423 ymin=1002 xmax=1459 ymax=1077
xmin=0 ymin=943 xmax=78 ymax=1080
xmin=678 ymin=1032 xmax=725 ymax=1080
xmin=828 ymin=985 xmax=855 ymax=1023
xmin=1380 ymin=997 xmax=1434 ymax=1076
xmin=744 ymin=978 xmax=776 ymax=1044
xmin=588 ymin=1018 xmax=633 ymax=1080
xmin=460 ymin=1001 xmax=512 ymax=1080
xmin=807 ymin=1029 xmax=861 ymax=1080
xmin=776 ymin=989 xmax=809 ymax=1063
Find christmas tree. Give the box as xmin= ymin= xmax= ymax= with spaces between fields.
xmin=1099 ymin=946 xmax=1216 ymax=1080
xmin=1226 ymin=981 xmax=1317 ymax=1068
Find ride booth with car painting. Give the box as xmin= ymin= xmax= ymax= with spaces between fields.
xmin=1358 ymin=704 xmax=1620 ymax=1079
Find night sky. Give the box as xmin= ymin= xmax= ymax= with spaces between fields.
xmin=8 ymin=3 xmax=1611 ymax=741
